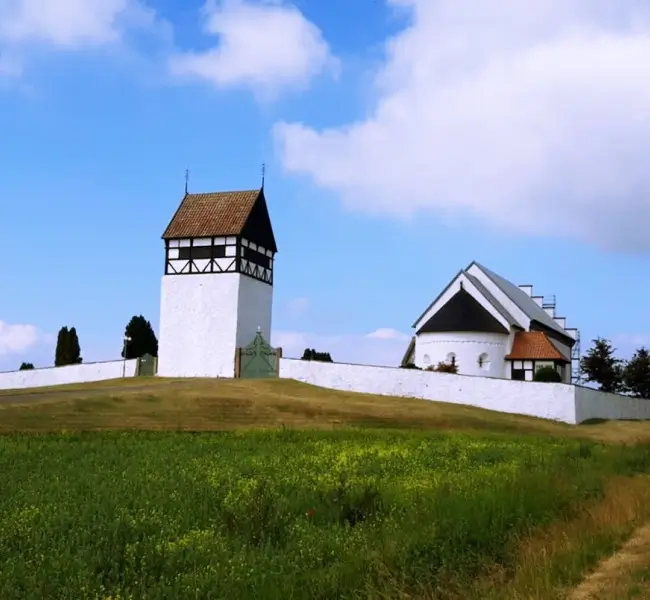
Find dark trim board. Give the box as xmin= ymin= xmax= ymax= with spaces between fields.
xmin=417 ymin=288 xmax=509 ymax=335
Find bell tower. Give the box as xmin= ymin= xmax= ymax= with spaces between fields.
xmin=157 ymin=187 xmax=277 ymax=378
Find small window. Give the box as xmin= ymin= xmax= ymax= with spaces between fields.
xmin=511 ymin=369 xmax=525 ymax=381
xmin=478 ymin=352 xmax=490 ymax=370
xmin=423 ymin=354 xmax=431 ymax=366
xmin=446 ymin=352 xmax=456 ymax=363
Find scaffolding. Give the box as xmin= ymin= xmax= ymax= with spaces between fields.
xmin=571 ymin=330 xmax=581 ymax=384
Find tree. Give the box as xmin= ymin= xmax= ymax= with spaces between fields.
xmin=19 ymin=362 xmax=34 ymax=370
xmin=580 ymin=337 xmax=625 ymax=393
xmin=623 ymin=347 xmax=650 ymax=398
xmin=301 ymin=348 xmax=333 ymax=362
xmin=68 ymin=327 xmax=82 ymax=365
xmin=54 ymin=326 xmax=83 ymax=366
xmin=122 ymin=315 xmax=159 ymax=359
xmin=534 ymin=366 xmax=562 ymax=383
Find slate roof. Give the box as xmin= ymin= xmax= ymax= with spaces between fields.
xmin=505 ymin=331 xmax=569 ymax=361
xmin=470 ymin=262 xmax=570 ymax=339
xmin=162 ymin=190 xmax=261 ymax=239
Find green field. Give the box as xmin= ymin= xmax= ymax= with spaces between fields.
xmin=2 ymin=428 xmax=650 ymax=599
xmin=2 ymin=379 xmax=650 ymax=599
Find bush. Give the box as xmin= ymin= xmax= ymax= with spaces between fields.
xmin=534 ymin=366 xmax=562 ymax=382
xmin=19 ymin=362 xmax=34 ymax=371
xmin=428 ymin=360 xmax=459 ymax=374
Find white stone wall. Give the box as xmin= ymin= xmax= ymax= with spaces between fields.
xmin=158 ymin=273 xmax=274 ymax=379
xmin=0 ymin=359 xmax=138 ymax=391
xmin=158 ymin=273 xmax=240 ymax=378
xmin=415 ymin=331 xmax=508 ymax=377
xmin=279 ymin=358 xmax=577 ymax=423
xmin=574 ymin=386 xmax=650 ymax=423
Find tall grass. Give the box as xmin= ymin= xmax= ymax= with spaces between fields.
xmin=0 ymin=429 xmax=649 ymax=599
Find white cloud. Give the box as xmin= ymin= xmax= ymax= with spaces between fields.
xmin=0 ymin=320 xmax=51 ymax=356
xmin=366 ymin=327 xmax=409 ymax=341
xmin=275 ymin=0 xmax=650 ymax=251
xmin=0 ymin=0 xmax=164 ymax=74
xmin=169 ymin=0 xmax=338 ymax=97
xmin=0 ymin=0 xmax=159 ymax=47
xmin=272 ymin=327 xmax=411 ymax=366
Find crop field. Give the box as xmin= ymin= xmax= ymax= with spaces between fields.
xmin=2 ymin=428 xmax=650 ymax=599
xmin=2 ymin=379 xmax=650 ymax=599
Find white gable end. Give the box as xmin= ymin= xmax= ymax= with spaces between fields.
xmin=465 ymin=263 xmax=530 ymax=330
xmin=413 ymin=271 xmax=511 ymax=333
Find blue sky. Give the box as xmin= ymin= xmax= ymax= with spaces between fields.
xmin=1 ymin=0 xmax=649 ymax=371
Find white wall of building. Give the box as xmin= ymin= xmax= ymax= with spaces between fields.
xmin=158 ymin=274 xmax=240 ymax=378
xmin=279 ymin=358 xmax=577 ymax=423
xmin=574 ymin=386 xmax=650 ymax=423
xmin=158 ymin=273 xmax=274 ymax=379
xmin=414 ymin=331 xmax=508 ymax=377
xmin=0 ymin=359 xmax=137 ymax=391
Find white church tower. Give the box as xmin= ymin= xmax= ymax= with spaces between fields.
xmin=157 ymin=187 xmax=277 ymax=378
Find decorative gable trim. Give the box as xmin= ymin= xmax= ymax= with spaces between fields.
xmin=412 ymin=271 xmax=512 ymax=333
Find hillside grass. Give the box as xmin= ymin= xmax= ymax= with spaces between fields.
xmin=0 ymin=376 xmax=649 ymax=444
xmin=2 ymin=378 xmax=650 ymax=598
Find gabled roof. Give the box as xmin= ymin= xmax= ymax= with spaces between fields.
xmin=468 ymin=262 xmax=570 ymax=340
xmin=162 ymin=189 xmax=268 ymax=241
xmin=505 ymin=332 xmax=569 ymax=361
xmin=412 ymin=270 xmax=516 ymax=330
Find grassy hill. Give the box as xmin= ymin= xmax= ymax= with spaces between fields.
xmin=0 ymin=376 xmax=648 ymax=443
xmin=2 ymin=378 xmax=650 ymax=599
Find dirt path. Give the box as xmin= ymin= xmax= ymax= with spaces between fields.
xmin=569 ymin=522 xmax=650 ymax=599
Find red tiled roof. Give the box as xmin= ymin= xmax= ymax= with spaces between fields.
xmin=505 ymin=331 xmax=569 ymax=361
xmin=162 ymin=190 xmax=260 ymax=239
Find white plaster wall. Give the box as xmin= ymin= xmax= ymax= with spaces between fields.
xmin=0 ymin=360 xmax=137 ymax=391
xmin=415 ymin=332 xmax=508 ymax=377
xmin=574 ymin=387 xmax=650 ymax=423
xmin=158 ymin=274 xmax=240 ymax=378
xmin=236 ymin=275 xmax=273 ymax=349
xmin=279 ymin=358 xmax=577 ymax=423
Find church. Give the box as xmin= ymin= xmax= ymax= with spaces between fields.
xmin=156 ymin=183 xmax=579 ymax=385
xmin=400 ymin=262 xmax=580 ymax=383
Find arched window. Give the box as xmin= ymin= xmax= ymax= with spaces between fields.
xmin=478 ymin=352 xmax=490 ymax=370
xmin=445 ymin=352 xmax=456 ymax=364
xmin=423 ymin=354 xmax=431 ymax=366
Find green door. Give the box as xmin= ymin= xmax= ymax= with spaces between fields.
xmin=137 ymin=353 xmax=157 ymax=376
xmin=240 ymin=332 xmax=278 ymax=379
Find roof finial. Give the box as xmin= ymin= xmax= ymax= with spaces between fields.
xmin=184 ymin=169 xmax=190 ymax=195
xmin=261 ymin=163 xmax=265 ymax=190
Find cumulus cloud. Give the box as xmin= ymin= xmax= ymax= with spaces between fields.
xmin=169 ymin=0 xmax=338 ymax=97
xmin=272 ymin=328 xmax=410 ymax=366
xmin=0 ymin=320 xmax=51 ymax=356
xmin=275 ymin=0 xmax=650 ymax=251
xmin=0 ymin=0 xmax=164 ymax=74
